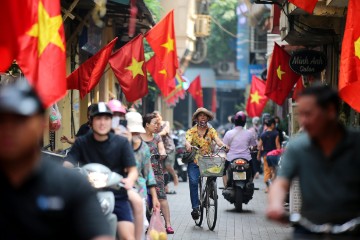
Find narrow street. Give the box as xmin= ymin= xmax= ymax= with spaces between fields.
xmin=166 ymin=177 xmax=292 ymax=240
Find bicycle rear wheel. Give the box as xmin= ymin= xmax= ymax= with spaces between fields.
xmin=206 ymin=178 xmax=218 ymax=231
xmin=195 ymin=177 xmax=204 ymax=226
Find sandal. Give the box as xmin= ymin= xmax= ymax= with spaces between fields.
xmin=166 ymin=226 xmax=174 ymax=234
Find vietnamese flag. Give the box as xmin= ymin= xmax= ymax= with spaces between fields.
xmin=109 ymin=34 xmax=148 ymax=102
xmin=1 ymin=0 xmax=67 ymax=107
xmin=292 ymin=77 xmax=304 ymax=101
xmin=146 ymin=55 xmax=175 ymax=97
xmin=188 ymin=75 xmax=203 ymax=108
xmin=246 ymin=76 xmax=268 ymax=118
xmin=145 ymin=10 xmax=178 ymax=80
xmin=339 ymin=0 xmax=360 ymax=112
xmin=67 ymin=38 xmax=117 ymax=98
xmin=266 ymin=43 xmax=300 ymax=105
xmin=0 ymin=1 xmax=25 ymax=72
xmin=289 ymin=0 xmax=318 ymax=14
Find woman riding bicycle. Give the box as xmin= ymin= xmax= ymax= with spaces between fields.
xmin=185 ymin=108 xmax=228 ymax=220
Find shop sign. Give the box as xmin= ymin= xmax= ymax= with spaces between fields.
xmin=289 ymin=50 xmax=327 ymax=75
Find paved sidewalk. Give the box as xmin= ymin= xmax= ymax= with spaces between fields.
xmin=166 ymin=177 xmax=292 ymax=240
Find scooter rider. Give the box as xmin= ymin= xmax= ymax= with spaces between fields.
xmin=222 ymin=111 xmax=257 ymax=188
xmin=185 ymin=108 xmax=228 ymax=220
xmin=0 ymin=81 xmax=112 ymax=240
xmin=64 ymin=102 xmax=138 ymax=240
xmin=267 ymin=85 xmax=360 ymax=237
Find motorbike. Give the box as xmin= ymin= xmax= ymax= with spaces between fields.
xmin=172 ymin=130 xmax=188 ymax=182
xmin=41 ymin=146 xmax=70 ymax=164
xmin=174 ymin=146 xmax=187 ymax=182
xmin=76 ymin=163 xmax=123 ymax=238
xmin=283 ymin=213 xmax=360 ymax=239
xmin=222 ymin=158 xmax=255 ymax=212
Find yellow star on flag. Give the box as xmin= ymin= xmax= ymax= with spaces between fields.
xmin=125 ymin=57 xmax=144 ymax=78
xmin=159 ymin=69 xmax=167 ymax=76
xmin=250 ymin=90 xmax=263 ymax=104
xmin=355 ymin=37 xmax=360 ymax=59
xmin=161 ymin=35 xmax=174 ymax=54
xmin=276 ymin=65 xmax=285 ymax=80
xmin=27 ymin=1 xmax=65 ymax=56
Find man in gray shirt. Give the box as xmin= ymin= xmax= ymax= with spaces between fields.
xmin=267 ymin=85 xmax=360 ymax=237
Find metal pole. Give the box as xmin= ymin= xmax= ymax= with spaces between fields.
xmin=188 ymin=94 xmax=192 ymax=128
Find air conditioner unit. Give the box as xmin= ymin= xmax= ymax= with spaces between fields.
xmin=217 ymin=61 xmax=237 ymax=76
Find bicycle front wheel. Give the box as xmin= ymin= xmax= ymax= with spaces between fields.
xmin=195 ymin=177 xmax=204 ymax=227
xmin=206 ymin=178 xmax=218 ymax=231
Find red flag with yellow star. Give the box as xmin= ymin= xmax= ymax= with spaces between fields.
xmin=292 ymin=77 xmax=304 ymax=101
xmin=266 ymin=43 xmax=300 ymax=105
xmin=67 ymin=38 xmax=117 ymax=98
xmin=109 ymin=34 xmax=148 ymax=102
xmin=145 ymin=10 xmax=178 ymax=80
xmin=0 ymin=1 xmax=26 ymax=72
xmin=246 ymin=75 xmax=268 ymax=118
xmin=146 ymin=55 xmax=175 ymax=97
xmin=5 ymin=0 xmax=67 ymax=107
xmin=188 ymin=75 xmax=203 ymax=108
xmin=339 ymin=0 xmax=360 ymax=112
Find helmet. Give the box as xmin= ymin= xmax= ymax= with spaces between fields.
xmin=0 ymin=80 xmax=44 ymax=116
xmin=108 ymin=99 xmax=126 ymax=114
xmin=252 ymin=117 xmax=260 ymax=125
xmin=90 ymin=102 xmax=113 ymax=118
xmin=234 ymin=111 xmax=247 ymax=127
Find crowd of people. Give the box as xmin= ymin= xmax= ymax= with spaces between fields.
xmin=1 ymin=81 xmax=360 ymax=239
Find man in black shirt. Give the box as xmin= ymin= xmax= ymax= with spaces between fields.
xmin=64 ymin=102 xmax=138 ymax=240
xmin=257 ymin=117 xmax=280 ymax=192
xmin=0 ymin=81 xmax=112 ymax=240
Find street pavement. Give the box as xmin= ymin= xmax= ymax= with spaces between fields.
xmin=166 ymin=177 xmax=292 ymax=240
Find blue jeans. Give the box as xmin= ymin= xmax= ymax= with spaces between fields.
xmin=187 ymin=162 xmax=200 ymax=209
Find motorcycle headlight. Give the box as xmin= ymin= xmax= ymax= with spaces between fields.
xmin=87 ymin=171 xmax=109 ymax=188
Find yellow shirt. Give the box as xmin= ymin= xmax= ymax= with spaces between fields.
xmin=185 ymin=126 xmax=218 ymax=164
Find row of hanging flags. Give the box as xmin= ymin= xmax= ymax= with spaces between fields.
xmin=245 ymin=43 xmax=303 ymax=118
xmin=0 ymin=0 xmax=203 ymax=108
xmin=68 ymin=9 xmax=187 ymax=105
xmin=246 ymin=0 xmax=360 ymax=116
xmin=3 ymin=0 xmax=360 ymax=114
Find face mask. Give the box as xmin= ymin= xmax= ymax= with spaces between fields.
xmin=112 ymin=116 xmax=120 ymax=128
xmin=198 ymin=120 xmax=207 ymax=128
xmin=119 ymin=119 xmax=127 ymax=127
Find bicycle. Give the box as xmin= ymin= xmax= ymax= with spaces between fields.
xmin=194 ymin=146 xmax=226 ymax=231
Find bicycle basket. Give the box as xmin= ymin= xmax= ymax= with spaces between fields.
xmin=198 ymin=155 xmax=225 ymax=177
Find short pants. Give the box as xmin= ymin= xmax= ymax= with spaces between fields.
xmin=113 ymin=193 xmax=134 ymax=222
xmin=155 ymin=174 xmax=167 ymax=200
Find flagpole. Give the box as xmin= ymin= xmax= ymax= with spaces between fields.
xmin=188 ymin=94 xmax=192 ymax=128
